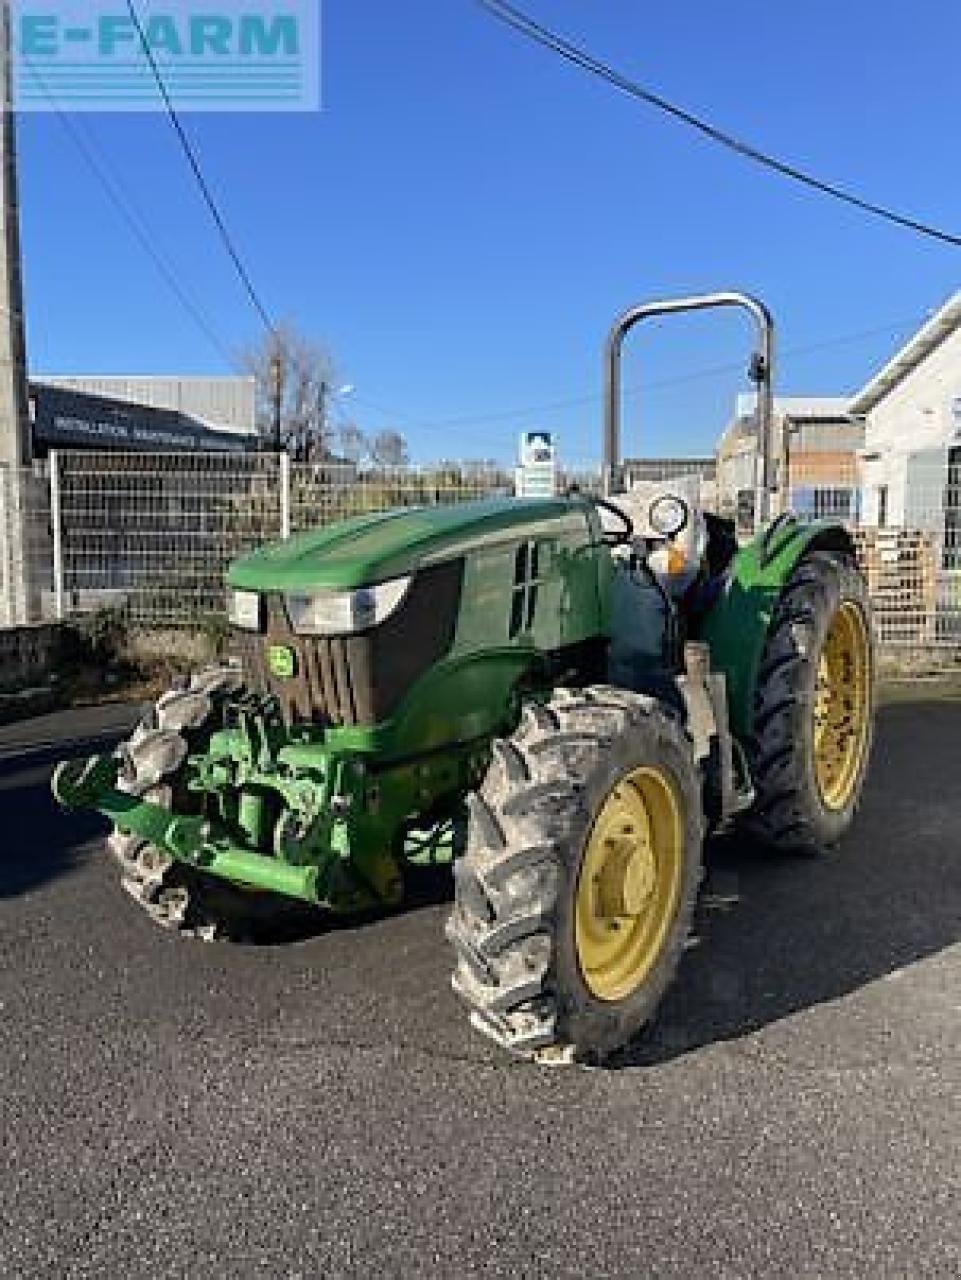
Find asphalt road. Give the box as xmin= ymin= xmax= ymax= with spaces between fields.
xmin=0 ymin=698 xmax=958 ymax=1278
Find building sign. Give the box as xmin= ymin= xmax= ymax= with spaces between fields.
xmin=515 ymin=430 xmax=557 ymax=498
xmin=29 ymin=383 xmax=252 ymax=454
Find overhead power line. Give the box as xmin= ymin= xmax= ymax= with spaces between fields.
xmin=23 ymin=58 xmax=239 ymax=368
xmin=362 ymin=314 xmax=921 ymax=435
xmin=476 ymin=0 xmax=961 ymax=250
xmin=124 ymin=0 xmax=276 ymax=334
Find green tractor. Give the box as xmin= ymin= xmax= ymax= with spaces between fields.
xmin=53 ymin=293 xmax=874 ymax=1062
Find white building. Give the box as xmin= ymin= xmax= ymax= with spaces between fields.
xmin=850 ymin=292 xmax=961 ymax=540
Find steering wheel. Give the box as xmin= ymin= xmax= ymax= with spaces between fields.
xmin=593 ymin=496 xmax=634 ymax=547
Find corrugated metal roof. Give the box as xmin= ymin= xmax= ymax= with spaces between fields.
xmin=849 ymin=291 xmax=961 ymax=414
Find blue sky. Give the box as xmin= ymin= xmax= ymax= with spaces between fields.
xmin=18 ymin=0 xmax=961 ymax=463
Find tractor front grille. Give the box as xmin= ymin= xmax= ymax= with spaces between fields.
xmin=234 ymin=560 xmax=463 ymax=728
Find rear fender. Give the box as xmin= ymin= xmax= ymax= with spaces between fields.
xmin=698 ymin=517 xmax=855 ymax=739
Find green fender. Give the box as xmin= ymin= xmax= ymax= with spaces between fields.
xmin=698 ymin=516 xmax=855 ymax=740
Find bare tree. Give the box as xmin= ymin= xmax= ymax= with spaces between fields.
xmin=370 ymin=429 xmax=410 ymax=467
xmin=336 ymin=420 xmax=369 ymax=464
xmin=240 ymin=323 xmax=339 ymax=456
xmin=462 ymin=458 xmax=499 ymax=478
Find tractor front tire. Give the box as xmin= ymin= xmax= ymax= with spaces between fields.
xmin=107 ymin=664 xmax=252 ymax=938
xmin=447 ymin=687 xmax=703 ymax=1062
xmin=743 ymin=551 xmax=874 ymax=854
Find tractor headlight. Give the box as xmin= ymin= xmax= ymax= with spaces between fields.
xmin=648 ymin=494 xmax=689 ymax=538
xmin=228 ymin=589 xmax=262 ymax=631
xmin=284 ymin=575 xmax=412 ymax=636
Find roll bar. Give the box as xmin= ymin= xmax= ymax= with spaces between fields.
xmin=602 ymin=291 xmax=776 ymax=523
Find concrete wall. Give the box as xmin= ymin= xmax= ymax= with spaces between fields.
xmin=861 ymin=325 xmax=961 ymax=527
xmin=862 ymin=325 xmax=961 ymax=455
xmin=124 ymin=626 xmax=218 ymax=665
xmin=0 ymin=465 xmax=51 ymax=626
xmin=0 ymin=619 xmax=60 ymax=692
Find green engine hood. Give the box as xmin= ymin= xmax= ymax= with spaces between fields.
xmin=227 ymin=497 xmax=596 ymax=591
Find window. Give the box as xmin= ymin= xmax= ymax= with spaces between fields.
xmin=735 ymin=489 xmax=755 ymax=537
xmin=944 ymin=449 xmax=961 ymax=570
xmin=877 ymin=485 xmax=888 ymax=529
xmin=812 ymin=488 xmax=853 ymax=521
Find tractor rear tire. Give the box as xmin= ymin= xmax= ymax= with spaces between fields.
xmin=108 ymin=663 xmax=256 ymax=939
xmin=742 ymin=551 xmax=874 ymax=855
xmin=447 ymin=687 xmax=703 ymax=1062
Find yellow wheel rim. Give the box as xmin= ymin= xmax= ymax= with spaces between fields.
xmin=813 ymin=601 xmax=871 ymax=811
xmin=575 ymin=766 xmax=683 ymax=1002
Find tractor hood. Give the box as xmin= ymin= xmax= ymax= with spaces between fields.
xmin=227 ymin=496 xmax=597 ymax=591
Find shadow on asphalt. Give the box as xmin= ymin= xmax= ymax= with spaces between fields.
xmin=2 ymin=700 xmax=957 ymax=1068
xmin=207 ymin=861 xmax=457 ymax=944
xmin=613 ymin=701 xmax=961 ymax=1067
xmin=0 ymin=734 xmax=115 ymax=899
xmin=242 ymin=701 xmax=961 ymax=1068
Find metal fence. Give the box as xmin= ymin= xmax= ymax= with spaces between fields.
xmin=1 ymin=450 xmax=960 ymax=669
xmin=46 ymin=451 xmax=511 ymax=625
xmin=783 ymin=449 xmax=961 ymax=657
xmin=51 ymin=451 xmax=282 ymax=624
xmin=287 ymin=458 xmax=511 ymax=535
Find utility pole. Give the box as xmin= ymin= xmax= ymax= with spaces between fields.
xmin=0 ymin=0 xmax=35 ymax=625
xmin=317 ymin=379 xmax=327 ymax=460
xmin=269 ymin=350 xmax=284 ymax=453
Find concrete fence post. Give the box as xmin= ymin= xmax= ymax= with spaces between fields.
xmin=0 ymin=464 xmax=8 ymax=627
xmin=49 ymin=449 xmax=64 ymax=621
xmin=279 ymin=450 xmax=291 ymax=540
xmin=0 ymin=464 xmax=37 ymax=625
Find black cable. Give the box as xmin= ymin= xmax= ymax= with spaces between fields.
xmin=476 ymin=0 xmax=961 ymax=250
xmin=123 ymin=0 xmax=276 ymax=333
xmin=368 ymin=315 xmax=921 ymax=433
